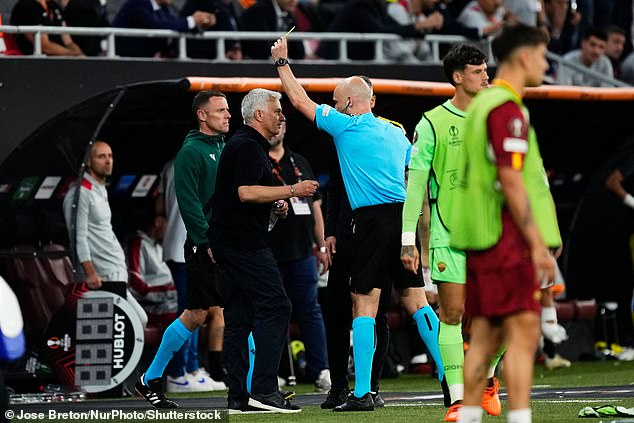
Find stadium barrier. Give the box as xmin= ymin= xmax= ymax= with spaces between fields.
xmin=186 ymin=76 xmax=634 ymax=100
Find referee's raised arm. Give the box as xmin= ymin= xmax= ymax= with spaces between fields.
xmin=271 ymin=37 xmax=318 ymax=122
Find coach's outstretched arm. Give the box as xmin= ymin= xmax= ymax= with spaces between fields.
xmin=272 ymin=37 xmax=317 ymax=121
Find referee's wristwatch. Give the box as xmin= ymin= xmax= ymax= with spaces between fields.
xmin=275 ymin=57 xmax=289 ymax=67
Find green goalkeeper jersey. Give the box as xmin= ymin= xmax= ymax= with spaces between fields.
xmin=403 ymin=100 xmax=465 ymax=248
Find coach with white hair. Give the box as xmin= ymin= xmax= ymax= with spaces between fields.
xmin=210 ymin=88 xmax=319 ymax=413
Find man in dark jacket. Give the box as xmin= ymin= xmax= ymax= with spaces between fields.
xmin=240 ymin=0 xmax=304 ymax=59
xmin=316 ymin=0 xmax=428 ymax=60
xmin=112 ymin=0 xmax=215 ymax=57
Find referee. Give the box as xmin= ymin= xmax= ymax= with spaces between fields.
xmin=272 ymin=37 xmax=444 ymax=412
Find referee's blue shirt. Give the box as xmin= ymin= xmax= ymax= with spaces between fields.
xmin=315 ymin=104 xmax=411 ymax=211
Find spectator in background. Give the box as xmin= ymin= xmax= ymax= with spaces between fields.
xmin=557 ymin=26 xmax=614 ymax=86
xmin=10 ymin=0 xmax=84 ymax=56
xmin=112 ymin=0 xmax=216 ymax=57
xmin=620 ymin=50 xmax=634 ymax=84
xmin=267 ymin=120 xmax=331 ymax=392
xmin=385 ymin=0 xmax=444 ymax=62
xmin=605 ymin=25 xmax=626 ymax=79
xmin=504 ymin=0 xmax=543 ymax=26
xmin=180 ymin=0 xmax=243 ymax=60
xmin=63 ymin=0 xmax=109 ymax=56
xmin=457 ymin=0 xmax=511 ymax=38
xmin=127 ymin=210 xmax=178 ymax=325
xmin=543 ymin=0 xmax=579 ymax=55
xmin=316 ymin=0 xmax=432 ymax=61
xmin=62 ymin=141 xmax=147 ymax=327
xmin=240 ymin=0 xmax=304 ymax=60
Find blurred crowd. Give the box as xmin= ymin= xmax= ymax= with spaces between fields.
xmin=2 ymin=0 xmax=634 ymax=84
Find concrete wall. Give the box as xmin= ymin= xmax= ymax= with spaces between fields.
xmin=0 ymin=57 xmax=446 ymax=164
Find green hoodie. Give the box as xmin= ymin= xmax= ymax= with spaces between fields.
xmin=174 ymin=129 xmax=225 ymax=247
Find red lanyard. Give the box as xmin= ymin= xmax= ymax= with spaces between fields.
xmin=270 ymin=154 xmax=303 ymax=186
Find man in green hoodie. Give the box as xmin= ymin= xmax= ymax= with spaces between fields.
xmin=136 ymin=90 xmax=230 ymax=409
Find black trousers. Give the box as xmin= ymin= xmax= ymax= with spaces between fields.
xmin=324 ymin=244 xmax=391 ymax=393
xmin=213 ymin=242 xmax=292 ymax=401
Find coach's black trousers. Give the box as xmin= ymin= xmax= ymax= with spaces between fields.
xmin=214 ymin=242 xmax=292 ymax=402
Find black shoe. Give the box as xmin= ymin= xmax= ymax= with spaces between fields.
xmin=371 ymin=392 xmax=385 ymax=408
xmin=321 ymin=387 xmax=350 ymax=409
xmin=279 ymin=390 xmax=296 ymax=400
xmin=135 ymin=374 xmax=178 ymax=409
xmin=333 ymin=392 xmax=374 ymax=412
xmin=248 ymin=392 xmax=302 ymax=413
xmin=227 ymin=398 xmax=263 ymax=414
xmin=441 ymin=375 xmax=451 ymax=407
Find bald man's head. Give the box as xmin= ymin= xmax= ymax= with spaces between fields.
xmin=87 ymin=141 xmax=113 ymax=183
xmin=333 ymin=76 xmax=373 ymax=115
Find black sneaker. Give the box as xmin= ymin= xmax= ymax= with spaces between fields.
xmin=227 ymin=398 xmax=266 ymax=414
xmin=135 ymin=374 xmax=178 ymax=409
xmin=280 ymin=390 xmax=296 ymax=400
xmin=441 ymin=375 xmax=451 ymax=407
xmin=248 ymin=392 xmax=301 ymax=413
xmin=321 ymin=387 xmax=350 ymax=409
xmin=371 ymin=392 xmax=385 ymax=407
xmin=333 ymin=392 xmax=374 ymax=412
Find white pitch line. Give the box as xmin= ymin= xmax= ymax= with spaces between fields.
xmin=533 ymin=399 xmax=624 ymax=404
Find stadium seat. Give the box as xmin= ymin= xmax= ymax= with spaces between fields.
xmin=0 ymin=245 xmax=73 ymax=336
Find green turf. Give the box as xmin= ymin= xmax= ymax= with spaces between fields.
xmin=216 ymin=360 xmax=634 ymax=422
xmin=167 ymin=359 xmax=634 ymax=400
xmin=10 ymin=361 xmax=634 ymax=422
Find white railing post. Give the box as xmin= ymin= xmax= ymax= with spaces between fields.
xmin=178 ymin=35 xmax=187 ymax=60
xmin=33 ymin=30 xmax=43 ymax=56
xmin=215 ymin=36 xmax=228 ymax=62
xmin=374 ymin=39 xmax=385 ymax=63
xmin=339 ymin=39 xmax=349 ymax=62
xmin=431 ymin=40 xmax=440 ymax=63
xmin=106 ymin=32 xmax=116 ymax=58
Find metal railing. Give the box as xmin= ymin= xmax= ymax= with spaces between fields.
xmin=2 ymin=25 xmax=629 ymax=86
xmin=546 ymin=51 xmax=629 ymax=88
xmin=0 ymin=25 xmax=477 ymax=63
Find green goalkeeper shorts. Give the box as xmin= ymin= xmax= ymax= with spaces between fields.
xmin=431 ymin=246 xmax=466 ymax=284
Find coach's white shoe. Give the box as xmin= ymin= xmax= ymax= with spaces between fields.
xmin=315 ymin=369 xmax=331 ymax=392
xmin=186 ymin=368 xmax=226 ymax=391
xmin=166 ymin=375 xmax=194 ymax=393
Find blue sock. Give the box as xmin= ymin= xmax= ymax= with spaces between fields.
xmin=145 ymin=319 xmax=192 ymax=383
xmin=413 ymin=306 xmax=444 ymax=381
xmin=246 ymin=332 xmax=256 ymax=393
xmin=185 ymin=328 xmax=200 ymax=373
xmin=352 ymin=316 xmax=376 ymax=398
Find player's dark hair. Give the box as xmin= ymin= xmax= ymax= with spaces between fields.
xmin=491 ymin=24 xmax=549 ymax=64
xmin=192 ymin=90 xmax=226 ymax=118
xmin=442 ymin=44 xmax=487 ymax=86
xmin=604 ymin=25 xmax=625 ymax=38
xmin=582 ymin=26 xmax=608 ymax=42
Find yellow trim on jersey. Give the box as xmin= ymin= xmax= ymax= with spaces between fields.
xmin=378 ymin=116 xmax=407 ymax=135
